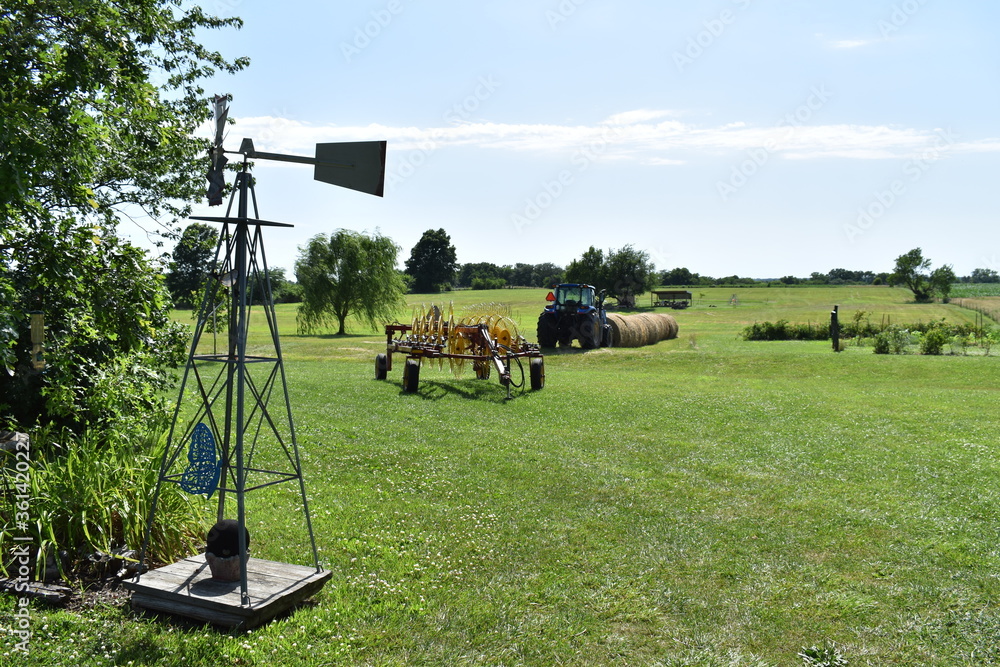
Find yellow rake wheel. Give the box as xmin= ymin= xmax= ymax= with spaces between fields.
xmin=448 ymin=327 xmax=469 ymax=376
xmin=432 ymin=305 xmax=445 ymax=369
xmin=411 ymin=304 xmax=425 ymax=340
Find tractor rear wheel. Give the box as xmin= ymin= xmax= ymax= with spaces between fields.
xmin=579 ymin=312 xmax=600 ymax=349
xmin=529 ymin=357 xmax=545 ymax=390
xmin=375 ymin=353 xmax=388 ymax=380
xmin=403 ymin=358 xmax=420 ymax=393
xmin=536 ymin=313 xmax=558 ymax=348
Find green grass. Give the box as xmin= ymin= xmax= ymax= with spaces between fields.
xmin=5 ymin=287 xmax=1000 ymax=665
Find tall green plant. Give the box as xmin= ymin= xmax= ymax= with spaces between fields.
xmin=0 ymin=422 xmax=208 ymax=580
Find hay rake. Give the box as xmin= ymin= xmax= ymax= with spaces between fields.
xmin=376 ymin=302 xmax=545 ymax=398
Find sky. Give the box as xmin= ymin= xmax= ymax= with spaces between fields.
xmin=128 ymin=0 xmax=1000 ymax=280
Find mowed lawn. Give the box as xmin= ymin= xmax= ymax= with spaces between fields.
xmin=7 ymin=286 xmax=1000 ymax=666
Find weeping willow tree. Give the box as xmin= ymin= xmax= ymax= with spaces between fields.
xmin=295 ymin=229 xmax=407 ymax=335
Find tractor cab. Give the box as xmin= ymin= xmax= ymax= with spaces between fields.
xmin=547 ymin=284 xmax=596 ymax=314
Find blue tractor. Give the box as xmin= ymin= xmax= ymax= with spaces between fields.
xmin=536 ymin=283 xmax=612 ymax=349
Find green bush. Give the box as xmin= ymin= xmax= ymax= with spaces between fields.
xmin=741 ymin=320 xmax=828 ymax=341
xmin=873 ymin=331 xmax=891 ymax=354
xmin=471 ymin=276 xmax=507 ymax=290
xmin=919 ymin=325 xmax=949 ymax=355
xmin=873 ymin=325 xmax=910 ymax=355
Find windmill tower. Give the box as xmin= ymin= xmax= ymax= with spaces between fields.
xmin=126 ymin=96 xmax=386 ymax=628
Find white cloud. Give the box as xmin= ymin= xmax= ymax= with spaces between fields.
xmin=831 ymin=39 xmax=873 ymax=49
xmin=601 ymin=109 xmax=679 ymax=126
xmin=213 ymin=113 xmax=998 ymax=165
xmin=645 ymin=157 xmax=686 ymax=166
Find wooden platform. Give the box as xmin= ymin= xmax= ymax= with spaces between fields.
xmin=124 ymin=556 xmax=332 ymax=629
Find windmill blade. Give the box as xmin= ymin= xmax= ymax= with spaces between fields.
xmin=207 ymin=95 xmax=231 ymax=206
xmin=212 ymin=95 xmax=230 ymax=148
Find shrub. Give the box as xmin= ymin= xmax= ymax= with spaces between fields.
xmin=741 ymin=320 xmax=828 ymax=341
xmin=920 ymin=325 xmax=949 ymax=355
xmin=471 ymin=276 xmax=506 ymax=290
xmin=951 ymin=333 xmax=973 ymax=356
xmin=983 ymin=328 xmax=1000 ymax=356
xmin=873 ymin=325 xmax=910 ymax=355
xmin=873 ymin=331 xmax=891 ymax=355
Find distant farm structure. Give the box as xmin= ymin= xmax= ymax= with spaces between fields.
xmin=651 ymin=290 xmax=693 ymax=309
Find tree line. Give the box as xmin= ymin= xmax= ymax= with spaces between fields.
xmin=660 ymin=261 xmax=994 ymax=290
xmin=164 ymin=222 xmax=987 ymax=336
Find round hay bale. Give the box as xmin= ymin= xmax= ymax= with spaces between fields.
xmin=631 ymin=313 xmax=652 ymax=341
xmin=606 ymin=312 xmax=626 ymax=347
xmin=616 ymin=313 xmax=639 ymax=347
xmin=654 ymin=313 xmax=679 ymax=340
xmin=642 ymin=313 xmax=667 ymax=345
xmin=607 ymin=312 xmax=679 ymax=346
xmin=608 ymin=312 xmax=642 ymax=347
xmin=649 ymin=313 xmax=671 ymax=341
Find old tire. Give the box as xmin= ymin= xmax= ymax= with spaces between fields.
xmin=375 ymin=353 xmax=388 ymax=380
xmin=529 ymin=357 xmax=545 ymax=390
xmin=403 ymin=358 xmax=420 ymax=393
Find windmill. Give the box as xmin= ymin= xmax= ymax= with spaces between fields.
xmin=127 ymin=96 xmax=386 ymax=627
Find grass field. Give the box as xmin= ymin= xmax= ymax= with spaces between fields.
xmin=5 ymin=286 xmax=1000 ymax=665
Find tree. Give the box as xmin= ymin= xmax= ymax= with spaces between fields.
xmin=533 ymin=262 xmax=565 ymax=287
xmin=604 ymin=246 xmax=656 ymax=308
xmin=892 ymin=248 xmax=953 ymax=302
xmin=0 ymin=221 xmax=188 ymax=431
xmin=264 ymin=268 xmax=303 ymax=304
xmin=0 ymin=1 xmax=247 ymax=432
xmin=508 ymin=263 xmax=535 ymax=287
xmin=566 ymin=245 xmax=656 ymax=308
xmin=296 ymin=230 xmax=406 ymax=335
xmin=405 ymin=229 xmax=458 ymax=292
xmin=930 ymin=264 xmax=956 ymax=301
xmin=457 ymin=262 xmax=506 ymax=289
xmin=969 ymin=268 xmax=1000 ymax=283
xmin=661 ymin=267 xmax=695 ymax=286
xmin=1 ymin=1 xmax=248 ymax=232
xmin=166 ymin=223 xmax=219 ymax=307
xmin=565 ymin=246 xmax=605 ymax=288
